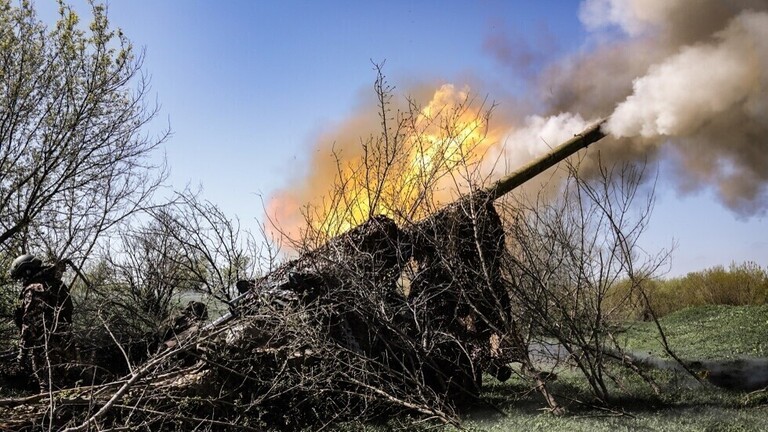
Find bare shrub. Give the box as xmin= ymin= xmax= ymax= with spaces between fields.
xmin=294 ymin=62 xmax=493 ymax=246
xmin=499 ymin=158 xmax=669 ymax=406
xmin=66 ymin=191 xmax=260 ymax=381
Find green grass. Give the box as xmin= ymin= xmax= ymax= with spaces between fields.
xmin=459 ymin=369 xmax=767 ymax=431
xmin=455 ymin=304 xmax=768 ymax=432
xmin=619 ymin=304 xmax=768 ymax=359
xmin=460 ymin=405 xmax=768 ymax=432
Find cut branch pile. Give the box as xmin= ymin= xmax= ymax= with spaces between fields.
xmin=1 ymin=206 xmax=518 ymax=430
xmin=0 ymin=122 xmax=613 ymax=430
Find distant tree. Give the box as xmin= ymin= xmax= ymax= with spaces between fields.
xmin=0 ymin=0 xmax=167 ymax=260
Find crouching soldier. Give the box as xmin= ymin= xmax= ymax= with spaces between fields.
xmin=9 ymin=254 xmax=74 ymax=392
xmin=162 ymin=300 xmax=208 ymax=349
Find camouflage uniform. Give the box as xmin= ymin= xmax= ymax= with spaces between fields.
xmin=163 ymin=300 xmax=208 ymax=345
xmin=15 ymin=270 xmax=74 ymax=391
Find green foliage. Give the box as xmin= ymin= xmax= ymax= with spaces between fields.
xmin=654 ymin=262 xmax=768 ymax=315
xmin=0 ymin=253 xmax=19 ymax=351
xmin=0 ymin=0 xmax=166 ymax=256
xmin=606 ymin=262 xmax=768 ymax=319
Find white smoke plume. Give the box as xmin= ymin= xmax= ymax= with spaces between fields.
xmin=537 ymin=0 xmax=768 ymax=214
xmin=607 ymin=11 xmax=768 ymax=139
xmin=486 ymin=113 xmax=593 ymax=174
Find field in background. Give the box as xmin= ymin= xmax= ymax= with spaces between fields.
xmin=621 ymin=304 xmax=768 ymax=359
xmin=607 ymin=262 xmax=768 ymax=320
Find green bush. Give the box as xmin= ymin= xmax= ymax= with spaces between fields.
xmin=607 ymin=262 xmax=768 ymax=319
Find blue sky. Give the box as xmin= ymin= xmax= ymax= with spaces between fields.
xmin=35 ymin=0 xmax=766 ymax=277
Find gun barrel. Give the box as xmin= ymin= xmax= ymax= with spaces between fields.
xmin=484 ymin=119 xmax=606 ymax=201
xmin=206 ymin=121 xmax=607 ymax=331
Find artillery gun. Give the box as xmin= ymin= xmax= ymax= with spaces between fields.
xmin=212 ymin=120 xmax=607 ymax=396
xmin=224 ymin=120 xmax=606 ymax=318
xmin=0 ymin=121 xmax=607 ymax=431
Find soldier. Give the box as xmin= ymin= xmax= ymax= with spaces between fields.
xmin=162 ymin=300 xmax=208 ymax=348
xmin=9 ymin=254 xmax=74 ymax=392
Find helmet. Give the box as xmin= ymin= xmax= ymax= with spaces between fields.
xmin=9 ymin=254 xmax=43 ymax=280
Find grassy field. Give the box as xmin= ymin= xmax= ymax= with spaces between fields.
xmin=454 ymin=305 xmax=768 ymax=432
xmin=619 ymin=304 xmax=768 ymax=359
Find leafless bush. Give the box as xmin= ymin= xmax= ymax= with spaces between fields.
xmin=64 ymin=191 xmax=263 ymax=381
xmin=499 ymin=157 xmax=669 ymax=406
xmin=296 ymin=62 xmax=493 ymax=246
xmin=148 ymin=191 xmax=263 ymax=304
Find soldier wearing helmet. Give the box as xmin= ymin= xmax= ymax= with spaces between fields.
xmin=9 ymin=254 xmax=74 ymax=392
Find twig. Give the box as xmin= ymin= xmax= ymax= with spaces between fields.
xmin=61 ymin=343 xmax=185 ymax=432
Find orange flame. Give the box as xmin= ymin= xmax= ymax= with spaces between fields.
xmin=268 ymin=84 xmax=501 ymax=243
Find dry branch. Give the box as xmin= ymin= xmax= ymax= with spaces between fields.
xmin=0 ymin=122 xmax=616 ymax=430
